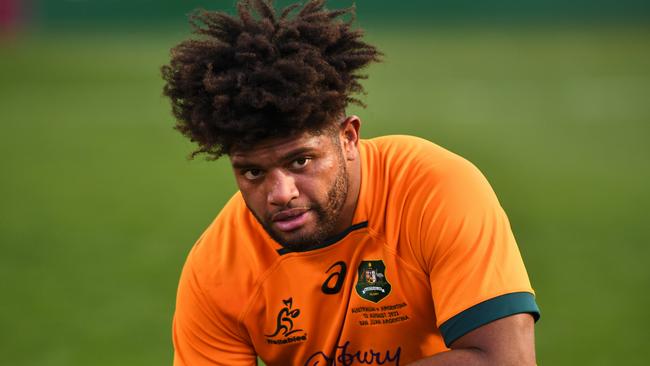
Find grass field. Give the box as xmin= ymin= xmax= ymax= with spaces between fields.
xmin=1 ymin=25 xmax=649 ymax=365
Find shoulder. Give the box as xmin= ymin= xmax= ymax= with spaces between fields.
xmin=362 ymin=134 xmax=454 ymax=166
xmin=360 ymin=134 xmax=505 ymax=257
xmin=173 ymin=193 xmax=269 ymax=359
xmin=362 ymin=134 xmax=484 ymax=186
xmin=188 ymin=192 xmax=258 ymax=273
xmin=361 ymin=135 xmax=494 ymax=206
xmin=179 ymin=192 xmax=278 ymax=319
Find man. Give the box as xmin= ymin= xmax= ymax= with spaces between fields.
xmin=162 ymin=1 xmax=540 ymax=365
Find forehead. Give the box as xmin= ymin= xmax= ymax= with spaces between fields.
xmin=229 ymin=131 xmax=334 ymax=164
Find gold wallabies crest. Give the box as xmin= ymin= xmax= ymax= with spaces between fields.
xmin=355 ymin=260 xmax=391 ymax=303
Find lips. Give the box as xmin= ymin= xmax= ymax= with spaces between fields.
xmin=272 ymin=208 xmax=310 ymax=232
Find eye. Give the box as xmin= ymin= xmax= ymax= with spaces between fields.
xmin=291 ymin=157 xmax=311 ymax=169
xmin=243 ymin=168 xmax=263 ymax=180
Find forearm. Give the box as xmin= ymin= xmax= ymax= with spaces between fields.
xmin=407 ymin=314 xmax=537 ymax=366
xmin=406 ymin=348 xmax=488 ymax=366
xmin=407 ymin=347 xmax=536 ymax=366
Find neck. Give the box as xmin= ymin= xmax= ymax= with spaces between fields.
xmin=336 ymin=150 xmax=362 ymax=232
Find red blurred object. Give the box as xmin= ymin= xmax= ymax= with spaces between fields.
xmin=1 ymin=0 xmax=21 ymax=33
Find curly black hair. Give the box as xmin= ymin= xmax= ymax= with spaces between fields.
xmin=161 ymin=0 xmax=382 ymax=159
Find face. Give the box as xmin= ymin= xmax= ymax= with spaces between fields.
xmin=229 ymin=120 xmax=360 ymax=250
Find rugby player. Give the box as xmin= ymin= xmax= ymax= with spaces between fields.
xmin=161 ymin=1 xmax=540 ymax=365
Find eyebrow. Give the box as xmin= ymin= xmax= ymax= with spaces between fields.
xmin=231 ymin=146 xmax=317 ymax=169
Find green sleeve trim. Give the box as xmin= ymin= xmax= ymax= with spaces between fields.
xmin=439 ymin=292 xmax=540 ymax=347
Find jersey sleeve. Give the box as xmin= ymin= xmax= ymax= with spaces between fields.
xmin=173 ymin=249 xmax=257 ymax=366
xmin=405 ymin=151 xmax=539 ymax=347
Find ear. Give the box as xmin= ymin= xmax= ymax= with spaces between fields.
xmin=339 ymin=115 xmax=361 ymax=160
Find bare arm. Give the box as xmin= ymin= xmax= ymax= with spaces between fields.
xmin=406 ymin=313 xmax=536 ymax=366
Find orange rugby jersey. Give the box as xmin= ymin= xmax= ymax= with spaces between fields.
xmin=173 ymin=135 xmax=540 ymax=366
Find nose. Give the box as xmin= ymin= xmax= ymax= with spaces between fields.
xmin=266 ymin=170 xmax=299 ymax=207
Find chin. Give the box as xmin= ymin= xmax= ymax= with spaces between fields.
xmin=271 ymin=228 xmax=327 ymax=250
xmin=263 ymin=213 xmax=339 ymax=250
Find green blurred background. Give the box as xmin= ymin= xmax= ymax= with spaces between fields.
xmin=1 ymin=1 xmax=649 ymax=365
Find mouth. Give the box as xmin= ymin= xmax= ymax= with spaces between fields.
xmin=272 ymin=208 xmax=310 ymax=232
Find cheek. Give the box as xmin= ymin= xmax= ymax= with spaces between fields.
xmin=299 ymin=160 xmax=341 ymax=196
xmin=238 ymin=184 xmax=266 ymax=211
xmin=315 ymin=154 xmax=340 ymax=174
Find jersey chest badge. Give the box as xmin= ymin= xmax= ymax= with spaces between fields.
xmin=355 ymin=260 xmax=391 ymax=303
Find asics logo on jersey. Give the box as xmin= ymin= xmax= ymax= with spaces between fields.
xmin=322 ymin=261 xmax=347 ymax=294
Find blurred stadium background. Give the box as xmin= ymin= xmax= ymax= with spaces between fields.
xmin=1 ymin=0 xmax=649 ymax=365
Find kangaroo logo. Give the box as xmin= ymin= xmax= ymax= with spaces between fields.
xmin=265 ymin=298 xmax=304 ymax=338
